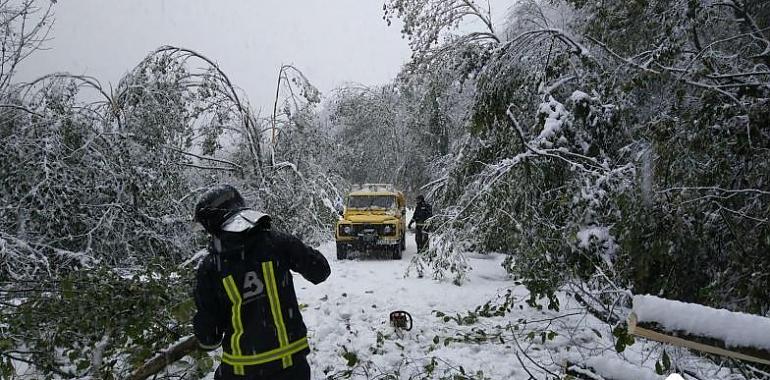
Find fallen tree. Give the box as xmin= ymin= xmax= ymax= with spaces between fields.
xmin=628 ymin=295 xmax=770 ymax=366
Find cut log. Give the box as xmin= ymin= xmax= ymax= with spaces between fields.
xmin=128 ymin=335 xmax=200 ymax=380
xmin=565 ymin=362 xmax=605 ymax=380
xmin=628 ymin=295 xmax=770 ymax=366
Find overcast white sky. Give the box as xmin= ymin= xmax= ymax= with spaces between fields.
xmin=17 ymin=0 xmax=413 ymax=110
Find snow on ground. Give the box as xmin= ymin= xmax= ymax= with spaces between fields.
xmin=296 ymin=235 xmax=517 ymax=379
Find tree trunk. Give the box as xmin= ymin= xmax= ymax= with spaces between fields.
xmin=628 ymin=313 xmax=770 ymax=366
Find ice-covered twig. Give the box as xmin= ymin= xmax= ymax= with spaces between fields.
xmin=659 ymin=187 xmax=770 ymax=197
xmin=500 ymin=28 xmax=590 ymax=57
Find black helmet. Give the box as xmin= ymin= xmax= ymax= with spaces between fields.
xmin=194 ymin=184 xmax=246 ymax=234
xmin=416 ymin=195 xmax=425 ymax=203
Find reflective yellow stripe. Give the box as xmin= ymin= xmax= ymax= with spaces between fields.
xmin=222 ymin=276 xmax=245 ymax=375
xmin=222 ymin=337 xmax=309 ymax=365
xmin=262 ymin=261 xmax=293 ymax=368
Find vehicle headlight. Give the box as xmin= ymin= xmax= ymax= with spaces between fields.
xmin=383 ymin=225 xmax=393 ymax=235
xmin=343 ymin=225 xmax=352 ymax=235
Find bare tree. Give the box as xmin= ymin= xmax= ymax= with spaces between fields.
xmin=0 ymin=0 xmax=53 ymax=92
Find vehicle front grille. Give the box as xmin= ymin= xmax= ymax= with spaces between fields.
xmin=352 ymin=224 xmax=396 ymax=236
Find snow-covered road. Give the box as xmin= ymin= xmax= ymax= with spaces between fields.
xmin=297 ymin=233 xmax=511 ymax=329
xmin=295 ymin=233 xmax=524 ymax=379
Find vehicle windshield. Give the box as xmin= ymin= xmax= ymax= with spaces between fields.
xmin=347 ymin=195 xmax=396 ymax=210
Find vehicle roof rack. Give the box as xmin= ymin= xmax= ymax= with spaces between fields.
xmin=351 ymin=183 xmax=397 ymax=193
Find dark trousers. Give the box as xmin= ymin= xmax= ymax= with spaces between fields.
xmin=215 ymin=355 xmax=310 ymax=380
xmin=415 ymin=225 xmax=429 ymax=252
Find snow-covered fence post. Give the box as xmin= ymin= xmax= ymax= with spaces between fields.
xmin=628 ymin=295 xmax=770 ymax=366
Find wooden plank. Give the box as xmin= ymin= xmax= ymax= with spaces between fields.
xmin=628 ymin=312 xmax=770 ymax=366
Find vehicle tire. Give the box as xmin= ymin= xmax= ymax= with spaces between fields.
xmin=400 ymin=234 xmax=406 ymax=251
xmin=336 ymin=244 xmax=348 ymax=260
xmin=391 ymin=245 xmax=402 ymax=260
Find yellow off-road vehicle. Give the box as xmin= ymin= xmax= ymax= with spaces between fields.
xmin=335 ymin=184 xmax=406 ymax=260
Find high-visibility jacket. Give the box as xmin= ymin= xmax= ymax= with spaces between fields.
xmin=193 ymin=229 xmax=331 ymax=378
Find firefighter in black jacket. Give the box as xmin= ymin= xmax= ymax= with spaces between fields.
xmin=408 ymin=195 xmax=433 ymax=252
xmin=192 ymin=185 xmax=331 ymax=380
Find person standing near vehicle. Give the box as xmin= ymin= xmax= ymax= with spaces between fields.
xmin=192 ymin=185 xmax=331 ymax=380
xmin=408 ymin=195 xmax=433 ymax=252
